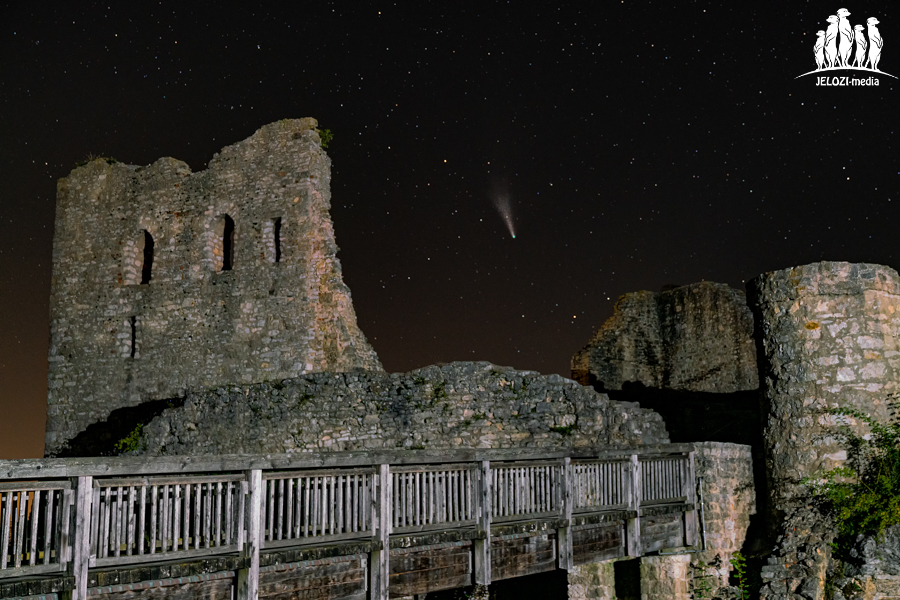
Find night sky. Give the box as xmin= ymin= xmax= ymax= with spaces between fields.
xmin=2 ymin=2 xmax=899 ymax=459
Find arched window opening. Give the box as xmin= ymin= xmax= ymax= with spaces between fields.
xmin=140 ymin=230 xmax=154 ymax=284
xmin=273 ymin=217 xmax=282 ymax=263
xmin=213 ymin=214 xmax=236 ymax=272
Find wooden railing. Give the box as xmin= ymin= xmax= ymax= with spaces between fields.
xmin=0 ymin=444 xmax=697 ymax=600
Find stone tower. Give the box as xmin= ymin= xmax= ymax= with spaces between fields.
xmin=748 ymin=262 xmax=900 ymax=506
xmin=45 ymin=118 xmax=382 ymax=456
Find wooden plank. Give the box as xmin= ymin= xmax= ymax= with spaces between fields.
xmin=572 ymin=523 xmax=623 ymax=565
xmin=259 ymin=562 xmax=365 ymax=596
xmin=0 ymin=492 xmax=12 ymax=569
xmin=260 ymin=579 xmax=366 ymax=600
xmin=369 ymin=464 xmax=391 ymax=600
xmin=27 ymin=491 xmax=39 ymax=566
xmin=557 ymin=457 xmax=573 ymax=571
xmin=58 ymin=487 xmax=72 ymax=570
xmin=490 ymin=534 xmax=557 ymax=581
xmin=42 ymin=489 xmax=55 ymax=565
xmin=640 ymin=514 xmax=684 ymax=553
xmin=70 ymin=476 xmax=92 ymax=600
xmin=0 ymin=445 xmax=697 ymax=480
xmin=474 ymin=460 xmax=491 ymax=586
xmin=390 ymin=563 xmax=471 ymax=596
xmin=0 ymin=480 xmax=71 ymax=492
xmin=92 ymin=543 xmax=241 ymax=567
xmin=683 ymin=451 xmax=699 ymax=547
xmin=238 ymin=469 xmax=262 ymax=600
xmin=85 ymin=575 xmax=234 ymax=600
xmin=626 ymin=454 xmax=641 ymax=557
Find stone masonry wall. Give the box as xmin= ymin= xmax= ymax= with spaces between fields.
xmin=133 ymin=362 xmax=669 ymax=455
xmin=567 ymin=561 xmax=616 ymax=600
xmin=572 ymin=282 xmax=758 ymax=393
xmin=747 ymin=262 xmax=900 ymax=505
xmin=693 ymin=442 xmax=757 ymax=591
xmin=46 ymin=118 xmax=382 ymax=456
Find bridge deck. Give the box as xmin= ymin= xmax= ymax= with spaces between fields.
xmin=0 ymin=445 xmax=698 ymax=600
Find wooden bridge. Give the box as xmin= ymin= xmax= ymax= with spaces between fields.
xmin=0 ymin=444 xmax=699 ymax=600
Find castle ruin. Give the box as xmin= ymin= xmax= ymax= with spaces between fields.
xmin=45 ymin=118 xmax=381 ymax=456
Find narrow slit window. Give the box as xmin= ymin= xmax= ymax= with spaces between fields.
xmin=273 ymin=217 xmax=282 ymax=263
xmin=140 ymin=230 xmax=154 ymax=284
xmin=129 ymin=316 xmax=137 ymax=358
xmin=222 ymin=215 xmax=235 ymax=271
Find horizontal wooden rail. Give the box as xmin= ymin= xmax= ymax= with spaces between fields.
xmin=0 ymin=445 xmax=697 ymax=600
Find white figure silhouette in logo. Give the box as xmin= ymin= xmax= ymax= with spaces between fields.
xmin=867 ymin=17 xmax=883 ymax=71
xmin=824 ymin=15 xmax=839 ymax=68
xmin=814 ymin=30 xmax=826 ymax=70
xmin=837 ymin=9 xmax=853 ymax=67
xmin=853 ymin=25 xmax=868 ymax=67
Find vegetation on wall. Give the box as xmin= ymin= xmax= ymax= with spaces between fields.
xmin=803 ymin=394 xmax=900 ymax=559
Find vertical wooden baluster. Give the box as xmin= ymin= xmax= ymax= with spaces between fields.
xmin=214 ymin=482 xmax=222 ymax=548
xmin=329 ymin=476 xmax=336 ymax=535
xmin=303 ymin=478 xmax=311 ymax=538
xmin=292 ymin=478 xmax=301 ymax=539
xmin=100 ymin=488 xmax=111 ymax=558
xmin=315 ymin=476 xmax=323 ymax=536
xmin=137 ymin=486 xmax=146 ymax=556
xmin=26 ymin=490 xmax=39 ymax=566
xmin=276 ymin=478 xmax=284 ymax=541
xmin=392 ymin=473 xmax=399 ymax=530
xmin=116 ymin=486 xmax=125 ymax=558
xmin=203 ymin=482 xmax=211 ymax=549
xmin=224 ymin=481 xmax=229 ymax=546
xmin=347 ymin=473 xmax=359 ymax=532
xmin=149 ymin=486 xmax=158 ymax=555
xmin=345 ymin=475 xmax=352 ymax=533
xmin=163 ymin=485 xmax=171 ymax=553
xmin=286 ymin=478 xmax=294 ymax=541
xmin=42 ymin=490 xmax=54 ymax=565
xmin=336 ymin=475 xmax=344 ymax=534
xmin=0 ymin=492 xmax=9 ymax=570
xmin=183 ymin=484 xmax=191 ymax=550
xmin=12 ymin=492 xmax=25 ymax=568
xmin=173 ymin=484 xmax=182 ymax=552
xmin=192 ymin=483 xmax=200 ymax=550
xmin=126 ymin=486 xmax=135 ymax=556
xmin=354 ymin=474 xmax=361 ymax=532
xmin=265 ymin=479 xmax=273 ymax=542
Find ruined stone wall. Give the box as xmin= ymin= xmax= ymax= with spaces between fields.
xmin=747 ymin=262 xmax=900 ymax=505
xmin=693 ymin=442 xmax=756 ymax=590
xmin=572 ymin=282 xmax=758 ymax=394
xmin=46 ymin=118 xmax=382 ymax=456
xmin=133 ymin=362 xmax=669 ymax=456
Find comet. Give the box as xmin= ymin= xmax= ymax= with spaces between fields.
xmin=492 ymin=191 xmax=516 ymax=239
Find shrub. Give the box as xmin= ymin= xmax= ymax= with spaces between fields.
xmin=803 ymin=394 xmax=900 ymax=558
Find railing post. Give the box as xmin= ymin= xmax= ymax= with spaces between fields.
xmin=474 ymin=460 xmax=491 ymax=585
xmin=370 ymin=464 xmax=391 ymax=600
xmin=557 ymin=457 xmax=574 ymax=570
xmin=626 ymin=454 xmax=642 ymax=557
xmin=65 ymin=476 xmax=92 ymax=600
xmin=237 ymin=469 xmax=262 ymax=600
xmin=683 ymin=451 xmax=699 ymax=547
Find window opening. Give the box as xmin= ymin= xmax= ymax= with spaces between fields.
xmin=273 ymin=217 xmax=282 ymax=263
xmin=140 ymin=230 xmax=154 ymax=284
xmin=129 ymin=316 xmax=137 ymax=358
xmin=222 ymin=215 xmax=235 ymax=271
